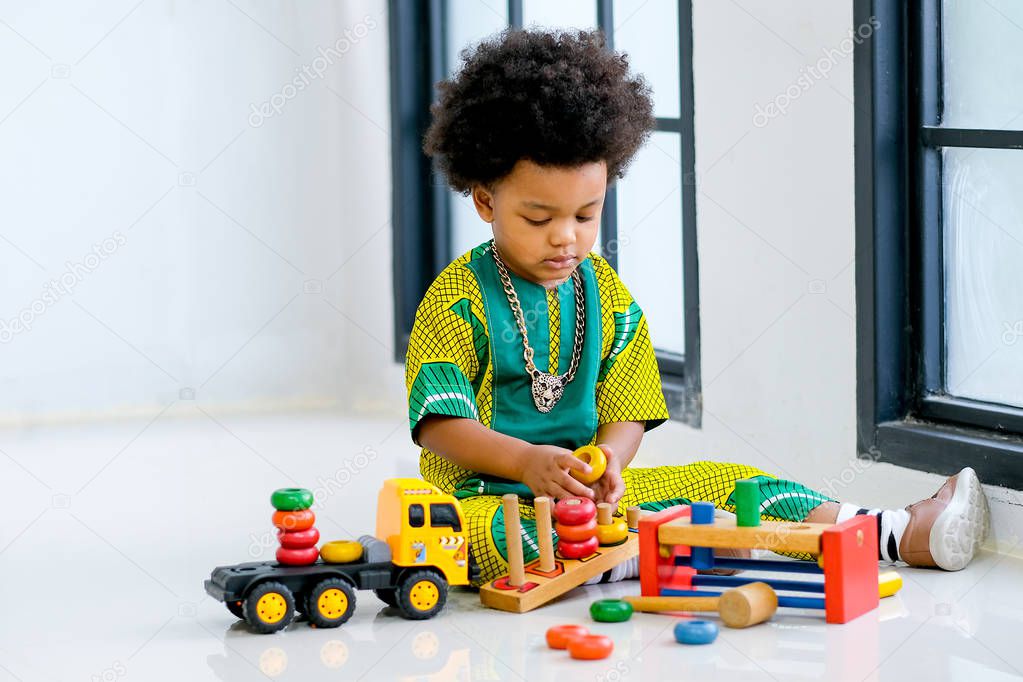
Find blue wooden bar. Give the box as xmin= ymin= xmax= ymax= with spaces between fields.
xmin=691 ymin=574 xmax=825 ymax=593
xmin=661 ymin=588 xmax=826 ymax=610
xmin=674 ymin=556 xmax=824 ymax=574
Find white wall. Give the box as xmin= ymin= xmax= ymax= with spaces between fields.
xmin=4 ymin=1 xmax=1020 ymax=548
xmin=0 ymin=0 xmax=394 ymax=423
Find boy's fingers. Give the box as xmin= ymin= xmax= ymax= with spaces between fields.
xmin=559 ymin=473 xmax=595 ymax=499
xmin=557 ymin=452 xmax=591 ymax=475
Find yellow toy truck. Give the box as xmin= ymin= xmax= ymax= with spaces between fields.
xmin=204 ymin=479 xmax=478 ymax=634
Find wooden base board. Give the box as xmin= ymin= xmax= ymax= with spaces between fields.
xmin=478 ymin=533 xmax=639 ymax=613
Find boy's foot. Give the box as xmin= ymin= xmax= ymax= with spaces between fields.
xmin=899 ymin=467 xmax=990 ymax=570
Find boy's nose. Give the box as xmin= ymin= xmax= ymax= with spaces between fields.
xmin=549 ymin=220 xmax=577 ymax=247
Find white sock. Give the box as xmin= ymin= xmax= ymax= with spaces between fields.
xmin=836 ymin=503 xmax=910 ymax=562
xmin=582 ymin=555 xmax=639 ymax=585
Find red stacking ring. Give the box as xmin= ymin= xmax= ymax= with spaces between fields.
xmin=276 ymin=546 xmax=320 ymax=565
xmin=557 ymin=535 xmax=599 ymax=560
xmin=277 ymin=527 xmax=320 ymax=549
xmin=553 ymin=497 xmax=596 ymax=526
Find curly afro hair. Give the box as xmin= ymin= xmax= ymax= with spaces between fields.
xmin=423 ymin=28 xmax=655 ymax=194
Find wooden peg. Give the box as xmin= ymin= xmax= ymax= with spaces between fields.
xmin=596 ymin=502 xmax=614 ymax=526
xmin=503 ymin=494 xmax=525 ymax=586
xmin=534 ymin=496 xmax=555 ymax=572
xmin=626 ymin=506 xmax=641 ymax=529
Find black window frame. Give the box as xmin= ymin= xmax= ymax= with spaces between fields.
xmin=855 ymin=0 xmax=1023 ymax=489
xmin=388 ymin=0 xmax=702 ymax=426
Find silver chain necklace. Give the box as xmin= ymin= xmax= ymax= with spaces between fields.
xmin=490 ymin=241 xmax=585 ymax=413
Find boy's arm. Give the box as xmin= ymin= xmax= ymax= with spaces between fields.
xmin=417 ymin=415 xmax=596 ymax=500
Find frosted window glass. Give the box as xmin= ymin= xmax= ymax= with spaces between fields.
xmin=613 ymin=0 xmax=680 ymax=119
xmin=615 ymin=132 xmax=684 ymax=355
xmin=522 ymin=0 xmax=597 ymax=30
xmin=943 ymin=148 xmax=1023 ymax=408
xmin=942 ymin=0 xmax=1023 ymax=130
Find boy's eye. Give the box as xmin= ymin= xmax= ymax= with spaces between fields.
xmin=524 ymin=217 xmax=551 ymax=226
xmin=576 ymin=215 xmax=596 ymax=223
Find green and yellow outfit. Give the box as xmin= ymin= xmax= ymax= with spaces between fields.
xmin=405 ymin=242 xmax=833 ymax=585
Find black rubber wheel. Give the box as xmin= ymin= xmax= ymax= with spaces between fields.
xmin=374 ymin=588 xmax=398 ymax=608
xmin=225 ymin=600 xmax=245 ymax=620
xmin=305 ymin=578 xmax=357 ymax=628
xmin=243 ymin=581 xmax=295 ymax=634
xmin=396 ymin=570 xmax=448 ymax=620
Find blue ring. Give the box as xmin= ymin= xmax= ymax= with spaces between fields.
xmin=674 ymin=620 xmax=719 ymax=645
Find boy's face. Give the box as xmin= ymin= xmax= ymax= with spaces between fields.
xmin=471 ymin=159 xmax=606 ymax=290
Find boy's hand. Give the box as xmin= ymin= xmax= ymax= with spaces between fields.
xmin=589 ymin=444 xmax=625 ymax=507
xmin=519 ymin=444 xmax=595 ymax=500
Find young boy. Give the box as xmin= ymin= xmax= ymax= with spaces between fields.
xmin=406 ymin=29 xmax=990 ymax=585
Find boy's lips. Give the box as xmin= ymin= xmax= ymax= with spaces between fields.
xmin=543 ymin=255 xmax=577 ymax=269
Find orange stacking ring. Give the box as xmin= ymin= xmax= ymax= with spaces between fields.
xmin=545 ymin=624 xmax=589 ymax=650
xmin=273 ymin=509 xmax=315 ymax=531
xmin=568 ymin=634 xmax=613 ymax=660
xmin=554 ymin=518 xmax=597 ymax=542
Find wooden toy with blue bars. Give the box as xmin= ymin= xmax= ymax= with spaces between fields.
xmin=638 ymin=479 xmax=880 ymax=624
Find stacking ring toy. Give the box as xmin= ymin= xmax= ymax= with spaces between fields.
xmin=590 ymin=599 xmax=633 ymax=623
xmin=674 ymin=620 xmax=719 ymax=645
xmin=568 ymin=634 xmax=614 ymax=660
xmin=557 ymin=535 xmax=599 ymax=560
xmin=595 ymin=517 xmax=629 ymax=546
xmin=545 ymin=624 xmax=589 ymax=649
xmin=320 ymin=540 xmax=364 ymax=564
xmin=276 ymin=546 xmax=320 ymax=565
xmin=272 ymin=509 xmax=315 ymax=531
xmin=271 ymin=488 xmax=314 ymax=511
xmin=277 ymin=527 xmax=320 ymax=549
xmin=554 ymin=518 xmax=597 ymax=542
xmin=569 ymin=445 xmax=607 ymax=484
xmin=553 ymin=497 xmax=596 ymax=525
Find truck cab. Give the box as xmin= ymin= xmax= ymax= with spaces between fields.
xmin=375 ymin=479 xmax=472 ymax=587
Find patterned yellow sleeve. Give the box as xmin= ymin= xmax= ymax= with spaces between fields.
xmin=591 ymin=255 xmax=670 ymax=430
xmin=405 ymin=260 xmax=488 ymax=443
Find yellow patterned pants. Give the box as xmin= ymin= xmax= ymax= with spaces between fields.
xmin=460 ymin=461 xmax=835 ymax=586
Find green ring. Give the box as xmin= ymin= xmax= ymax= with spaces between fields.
xmin=590 ymin=599 xmax=633 ymax=623
xmin=271 ymin=488 xmax=314 ymax=511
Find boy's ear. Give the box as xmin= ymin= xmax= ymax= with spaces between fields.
xmin=471 ymin=185 xmax=495 ymax=223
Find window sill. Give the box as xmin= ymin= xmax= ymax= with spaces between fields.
xmin=869 ymin=419 xmax=1023 ymax=490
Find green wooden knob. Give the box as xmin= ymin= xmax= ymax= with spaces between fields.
xmin=589 ymin=599 xmax=633 ymax=623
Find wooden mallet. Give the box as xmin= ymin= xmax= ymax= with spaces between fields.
xmin=623 ymin=582 xmax=778 ymax=628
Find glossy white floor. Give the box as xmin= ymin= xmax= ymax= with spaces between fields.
xmin=1 ymin=411 xmax=1021 ymax=682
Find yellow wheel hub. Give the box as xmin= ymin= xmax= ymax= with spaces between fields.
xmin=317 ymin=588 xmax=349 ymax=619
xmin=409 ymin=580 xmax=439 ymax=611
xmin=256 ymin=592 xmax=288 ymax=624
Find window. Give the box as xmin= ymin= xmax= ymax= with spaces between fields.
xmin=429 ymin=503 xmax=463 ymax=532
xmin=856 ymin=0 xmax=1023 ymax=488
xmin=408 ymin=504 xmax=425 ymax=527
xmin=389 ymin=0 xmax=701 ymax=424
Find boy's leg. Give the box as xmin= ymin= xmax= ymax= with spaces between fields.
xmin=460 ymin=494 xmax=547 ymax=587
xmin=620 ymin=462 xmax=990 ymax=570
